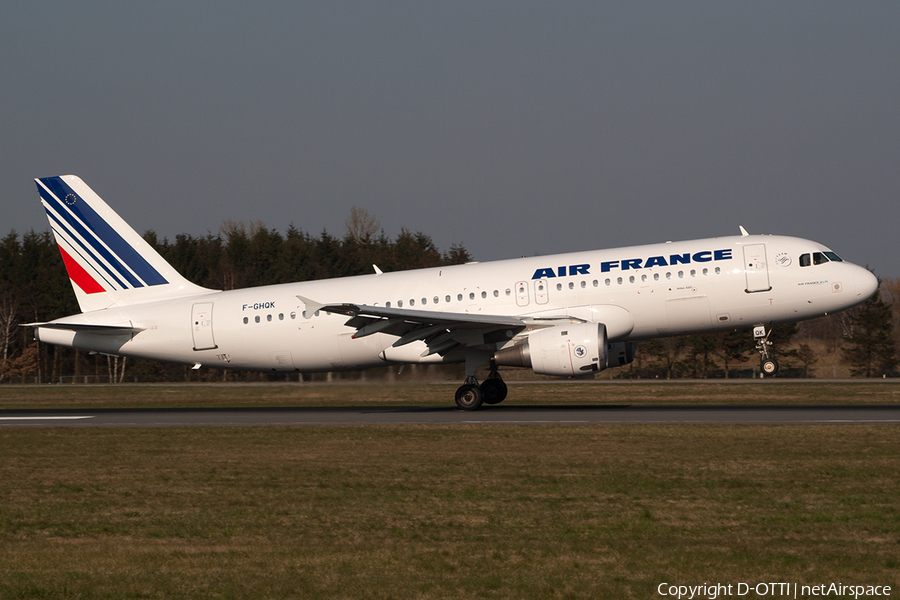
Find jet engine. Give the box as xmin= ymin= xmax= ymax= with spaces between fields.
xmin=607 ymin=341 xmax=636 ymax=367
xmin=494 ymin=322 xmax=608 ymax=377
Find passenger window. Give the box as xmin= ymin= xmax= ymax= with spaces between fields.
xmin=581 ymin=281 xmax=586 ymax=288
xmin=690 ymin=269 xmax=696 ymax=277
xmin=800 ymin=253 xmax=811 ymax=267
xmin=433 ymin=296 xmax=439 ymax=304
xmin=469 ymin=293 xmax=475 ymax=300
xmin=505 ymin=289 xmax=511 ymax=296
xmin=255 ymin=316 xmax=260 ymax=323
xmin=593 ymin=280 xmax=598 ymax=287
xmin=715 ymin=267 xmax=720 ymax=275
xmin=385 ymin=302 xmax=391 ymax=308
xmin=702 ymin=268 xmax=708 ymax=276
xmin=666 ymin=272 xmax=672 ymax=280
xmin=617 ymin=277 xmax=623 ymax=285
xmin=267 ymin=314 xmax=272 ymax=322
xmin=279 ymin=313 xmax=284 ymax=320
xmin=641 ymin=274 xmax=647 ymax=282
xmin=445 ymin=295 xmax=451 ymax=303
xmin=243 ymin=317 xmax=248 ymax=325
xmin=605 ymin=278 xmax=611 ymax=286
xmin=410 ymin=299 xmax=415 ymax=306
xmin=568 ymin=282 xmax=574 ymax=290
xmin=398 ymin=300 xmax=403 ymax=307
xmin=629 ymin=276 xmax=635 ymax=284
xmin=457 ymin=294 xmax=463 ymax=301
xmin=481 ymin=291 xmax=487 ymax=299
xmin=824 ymin=251 xmax=843 ymax=262
xmin=678 ymin=271 xmax=684 ymax=279
xmin=557 ymin=283 xmax=563 ymax=291
xmin=493 ymin=290 xmax=499 ymax=297
xmin=654 ymin=273 xmax=659 ymax=281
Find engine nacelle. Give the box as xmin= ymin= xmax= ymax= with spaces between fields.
xmin=607 ymin=341 xmax=636 ymax=367
xmin=494 ymin=323 xmax=608 ymax=377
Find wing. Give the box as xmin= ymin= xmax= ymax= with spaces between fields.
xmin=298 ymin=296 xmax=572 ymax=357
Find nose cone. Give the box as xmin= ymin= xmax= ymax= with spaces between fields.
xmin=855 ymin=267 xmax=879 ymax=301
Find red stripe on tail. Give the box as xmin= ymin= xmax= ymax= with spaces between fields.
xmin=58 ymin=245 xmax=105 ymax=294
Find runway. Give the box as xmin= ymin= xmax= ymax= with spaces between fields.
xmin=2 ymin=405 xmax=900 ymax=427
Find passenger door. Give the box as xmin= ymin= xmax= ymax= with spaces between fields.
xmin=743 ymin=244 xmax=771 ymax=293
xmin=191 ymin=302 xmax=217 ymax=350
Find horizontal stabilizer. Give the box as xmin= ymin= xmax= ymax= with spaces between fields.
xmin=23 ymin=322 xmax=145 ymax=334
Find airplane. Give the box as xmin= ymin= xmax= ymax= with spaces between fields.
xmin=28 ymin=175 xmax=879 ymax=409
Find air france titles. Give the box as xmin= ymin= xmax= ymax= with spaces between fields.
xmin=530 ymin=249 xmax=733 ymax=280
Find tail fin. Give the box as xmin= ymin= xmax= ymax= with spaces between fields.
xmin=35 ymin=175 xmax=215 ymax=312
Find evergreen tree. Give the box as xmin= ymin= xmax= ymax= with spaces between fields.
xmin=640 ymin=337 xmax=687 ymax=379
xmin=711 ymin=329 xmax=754 ymax=378
xmin=677 ymin=335 xmax=718 ymax=378
xmin=842 ymin=279 xmax=899 ymax=377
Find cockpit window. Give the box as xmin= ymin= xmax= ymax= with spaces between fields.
xmin=801 ymin=251 xmax=842 ymax=267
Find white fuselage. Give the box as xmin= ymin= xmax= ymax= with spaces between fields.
xmin=37 ymin=234 xmax=877 ymax=373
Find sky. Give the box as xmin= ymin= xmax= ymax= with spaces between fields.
xmin=2 ymin=2 xmax=898 ymax=277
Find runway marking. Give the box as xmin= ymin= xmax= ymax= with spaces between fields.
xmin=814 ymin=419 xmax=900 ymax=423
xmin=462 ymin=420 xmax=592 ymax=424
xmin=0 ymin=416 xmax=94 ymax=421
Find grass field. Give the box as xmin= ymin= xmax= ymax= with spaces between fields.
xmin=1 ymin=379 xmax=900 ymax=410
xmin=1 ymin=382 xmax=898 ymax=599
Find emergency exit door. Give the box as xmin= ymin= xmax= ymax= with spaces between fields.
xmin=515 ymin=281 xmax=530 ymax=307
xmin=191 ymin=302 xmax=218 ymax=350
xmin=743 ymin=244 xmax=771 ymax=293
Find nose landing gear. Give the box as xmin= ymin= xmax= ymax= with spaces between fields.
xmin=754 ymin=325 xmax=779 ymax=377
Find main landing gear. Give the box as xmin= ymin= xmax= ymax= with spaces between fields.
xmin=455 ymin=359 xmax=508 ymax=410
xmin=754 ymin=325 xmax=779 ymax=377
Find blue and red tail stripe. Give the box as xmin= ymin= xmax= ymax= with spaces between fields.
xmin=57 ymin=245 xmax=106 ymax=294
xmin=36 ymin=177 xmax=168 ymax=292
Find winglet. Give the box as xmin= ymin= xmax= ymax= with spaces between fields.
xmin=296 ymin=295 xmax=325 ymax=316
xmin=739 ymin=226 xmax=750 ymax=237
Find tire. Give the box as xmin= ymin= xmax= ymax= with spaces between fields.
xmin=761 ymin=358 xmax=779 ymax=376
xmin=455 ymin=384 xmax=484 ymax=410
xmin=481 ymin=378 xmax=508 ymax=405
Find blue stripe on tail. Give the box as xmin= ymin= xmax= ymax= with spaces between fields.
xmin=45 ymin=208 xmax=123 ymax=290
xmin=37 ymin=177 xmax=168 ymax=287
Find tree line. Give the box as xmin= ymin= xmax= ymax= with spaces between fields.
xmin=0 ymin=211 xmax=471 ymax=383
xmin=0 ymin=214 xmax=896 ymax=383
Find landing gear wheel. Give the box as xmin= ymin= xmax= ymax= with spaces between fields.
xmin=481 ymin=378 xmax=508 ymax=405
xmin=455 ymin=384 xmax=484 ymax=411
xmin=754 ymin=326 xmax=780 ymax=378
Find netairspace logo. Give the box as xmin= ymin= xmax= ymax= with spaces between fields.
xmin=657 ymin=582 xmax=892 ymax=599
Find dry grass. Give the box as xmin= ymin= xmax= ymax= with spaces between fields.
xmin=0 ymin=380 xmax=899 ymax=410
xmin=1 ymin=425 xmax=898 ymax=598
